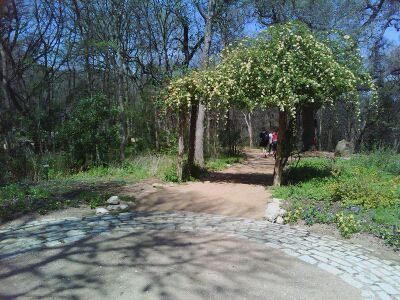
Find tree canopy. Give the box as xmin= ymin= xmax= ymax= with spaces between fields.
xmin=164 ymin=22 xmax=377 ymax=184
xmin=165 ymin=22 xmax=375 ymax=116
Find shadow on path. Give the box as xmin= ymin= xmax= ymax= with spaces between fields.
xmin=0 ymin=229 xmax=360 ymax=300
xmin=132 ymin=149 xmax=275 ymax=220
xmin=205 ymin=149 xmax=275 ymax=186
xmin=207 ymin=172 xmax=273 ymax=186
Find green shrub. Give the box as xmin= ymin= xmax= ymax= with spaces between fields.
xmin=65 ymin=191 xmax=107 ymax=209
xmin=275 ymin=178 xmax=337 ymax=202
xmin=40 ymin=152 xmax=74 ymax=179
xmin=60 ymin=94 xmax=120 ymax=168
xmin=303 ymin=207 xmax=334 ymax=225
xmin=275 ymin=150 xmax=400 ymax=246
xmin=0 ymin=154 xmax=176 ymax=220
xmin=372 ymin=205 xmax=400 ymax=226
xmin=28 ymin=186 xmax=51 ymax=199
xmin=163 ymin=162 xmax=180 ymax=182
xmin=0 ymin=184 xmax=52 ymax=220
xmin=88 ymin=194 xmax=104 ymax=209
xmin=333 ymin=171 xmax=397 ymax=208
xmin=284 ymin=207 xmax=303 ymax=224
xmin=284 ymin=205 xmax=334 ymax=225
xmin=366 ymin=224 xmax=400 ymax=249
xmin=350 ymin=148 xmax=400 ymax=175
xmin=283 ymin=158 xmax=333 ymax=185
xmin=56 ymin=154 xmax=173 ymax=183
xmin=0 ymin=184 xmax=27 ymax=201
xmin=276 ymin=153 xmax=400 ymax=209
xmin=335 ymin=212 xmax=360 ymax=238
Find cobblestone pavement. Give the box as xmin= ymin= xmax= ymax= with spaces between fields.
xmin=1 ymin=211 xmax=399 ymax=299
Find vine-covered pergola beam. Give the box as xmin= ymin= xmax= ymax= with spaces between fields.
xmin=164 ymin=21 xmax=376 ymax=184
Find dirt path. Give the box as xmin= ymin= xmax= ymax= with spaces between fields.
xmin=132 ymin=149 xmax=274 ymax=219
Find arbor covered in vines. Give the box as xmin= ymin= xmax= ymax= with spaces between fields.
xmin=164 ymin=22 xmax=375 ymax=186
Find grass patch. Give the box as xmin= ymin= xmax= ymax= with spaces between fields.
xmin=0 ymin=154 xmax=174 ymax=222
xmin=0 ymin=183 xmax=126 ymax=221
xmin=0 ymin=152 xmax=245 ymax=221
xmin=275 ymin=149 xmax=400 ymax=248
xmin=372 ymin=205 xmax=400 ymax=227
xmin=206 ymin=153 xmax=246 ymax=171
xmin=49 ymin=154 xmax=175 ymax=183
xmin=283 ymin=158 xmax=333 ymax=185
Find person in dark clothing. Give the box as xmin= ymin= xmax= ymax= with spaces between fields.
xmin=259 ymin=127 xmax=269 ymax=157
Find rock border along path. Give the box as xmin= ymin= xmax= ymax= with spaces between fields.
xmin=1 ymin=211 xmax=400 ymax=299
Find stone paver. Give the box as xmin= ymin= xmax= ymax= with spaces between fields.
xmin=1 ymin=211 xmax=400 ymax=299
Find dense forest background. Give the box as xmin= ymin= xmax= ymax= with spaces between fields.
xmin=1 ymin=0 xmax=399 ymax=185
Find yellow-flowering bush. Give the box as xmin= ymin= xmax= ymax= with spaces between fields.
xmin=163 ymin=21 xmax=375 ymax=116
xmin=284 ymin=207 xmax=303 ymax=224
xmin=335 ymin=212 xmax=360 ymax=238
xmin=334 ymin=172 xmax=396 ymax=208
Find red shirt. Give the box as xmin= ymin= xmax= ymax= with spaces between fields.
xmin=272 ymin=132 xmax=278 ymax=142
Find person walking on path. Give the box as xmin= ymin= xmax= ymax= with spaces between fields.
xmin=259 ymin=127 xmax=269 ymax=158
xmin=268 ymin=131 xmax=273 ymax=155
xmin=271 ymin=130 xmax=278 ymax=157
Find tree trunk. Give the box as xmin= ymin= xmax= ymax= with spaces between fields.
xmin=243 ymin=112 xmax=253 ymax=148
xmin=226 ymin=109 xmax=233 ymax=153
xmin=328 ymin=128 xmax=333 ymax=151
xmin=194 ymin=103 xmax=205 ymax=166
xmin=188 ymin=100 xmax=198 ymax=173
xmin=84 ymin=41 xmax=92 ymax=92
xmin=206 ymin=111 xmax=211 ymax=155
xmin=345 ymin=104 xmax=354 ymax=143
xmin=0 ymin=44 xmax=10 ymax=109
xmin=212 ymin=110 xmax=218 ymax=158
xmin=118 ymin=91 xmax=127 ymax=161
xmin=301 ymin=105 xmax=315 ymax=151
xmin=117 ymin=54 xmax=127 ymax=161
xmin=394 ymin=138 xmax=400 ymax=152
xmin=319 ymin=109 xmax=323 ymax=150
xmin=194 ymin=0 xmax=216 ymax=166
xmin=273 ymin=110 xmax=292 ymax=186
xmin=154 ymin=109 xmax=160 ymax=150
xmin=177 ymin=109 xmax=186 ymax=181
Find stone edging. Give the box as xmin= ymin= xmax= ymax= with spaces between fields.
xmin=0 ymin=211 xmax=399 ymax=299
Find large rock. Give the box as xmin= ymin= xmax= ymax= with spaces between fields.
xmin=265 ymin=198 xmax=287 ymax=223
xmin=265 ymin=198 xmax=282 ymax=222
xmin=117 ymin=203 xmax=129 ymax=210
xmin=106 ymin=203 xmax=129 ymax=211
xmin=95 ymin=207 xmax=109 ymax=214
xmin=106 ymin=196 xmax=120 ymax=205
xmin=335 ymin=140 xmax=354 ymax=157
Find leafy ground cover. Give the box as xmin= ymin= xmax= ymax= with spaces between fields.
xmin=0 ymin=153 xmax=244 ymax=222
xmin=274 ymin=149 xmax=400 ymax=248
